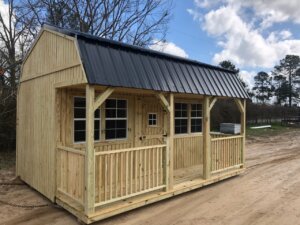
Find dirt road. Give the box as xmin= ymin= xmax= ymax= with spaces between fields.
xmin=1 ymin=131 xmax=300 ymax=225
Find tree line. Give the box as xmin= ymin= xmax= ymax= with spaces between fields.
xmin=219 ymin=56 xmax=300 ymax=107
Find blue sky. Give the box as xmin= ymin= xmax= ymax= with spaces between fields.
xmin=150 ymin=0 xmax=300 ymax=87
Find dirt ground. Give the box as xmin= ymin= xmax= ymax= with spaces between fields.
xmin=1 ymin=130 xmax=300 ymax=225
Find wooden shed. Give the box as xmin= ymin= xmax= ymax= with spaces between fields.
xmin=17 ymin=24 xmax=249 ymax=223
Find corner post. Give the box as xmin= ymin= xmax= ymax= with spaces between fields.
xmin=241 ymin=99 xmax=246 ymax=167
xmin=203 ymin=96 xmax=211 ymax=179
xmin=85 ymin=84 xmax=95 ymax=215
xmin=169 ymin=93 xmax=174 ymax=190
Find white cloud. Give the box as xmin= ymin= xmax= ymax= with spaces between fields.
xmin=149 ymin=40 xmax=189 ymax=58
xmin=0 ymin=0 xmax=10 ymax=31
xmin=187 ymin=8 xmax=202 ymax=22
xmin=240 ymin=70 xmax=256 ymax=88
xmin=188 ymin=1 xmax=300 ymax=69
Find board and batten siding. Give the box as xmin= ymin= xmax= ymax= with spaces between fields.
xmin=16 ymin=30 xmax=87 ymax=201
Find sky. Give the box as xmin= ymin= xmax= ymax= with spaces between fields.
xmin=150 ymin=0 xmax=300 ymax=88
xmin=1 ymin=0 xmax=300 ymax=88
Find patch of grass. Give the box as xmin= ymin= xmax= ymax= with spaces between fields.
xmin=0 ymin=149 xmax=15 ymax=170
xmin=246 ymin=123 xmax=298 ymax=137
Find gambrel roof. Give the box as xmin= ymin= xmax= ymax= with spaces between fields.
xmin=45 ymin=24 xmax=249 ymax=99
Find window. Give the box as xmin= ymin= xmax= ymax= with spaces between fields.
xmin=191 ymin=104 xmax=202 ymax=133
xmin=174 ymin=102 xmax=203 ymax=135
xmin=175 ymin=103 xmax=188 ymax=134
xmin=148 ymin=113 xmax=157 ymax=126
xmin=73 ymin=97 xmax=100 ymax=143
xmin=105 ymin=99 xmax=127 ymax=140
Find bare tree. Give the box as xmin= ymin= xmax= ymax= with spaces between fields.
xmin=21 ymin=0 xmax=172 ymax=46
xmin=0 ymin=0 xmax=34 ymax=149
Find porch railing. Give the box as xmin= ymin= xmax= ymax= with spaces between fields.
xmin=211 ymin=135 xmax=243 ymax=174
xmin=56 ymin=145 xmax=85 ymax=206
xmin=94 ymin=144 xmax=167 ymax=207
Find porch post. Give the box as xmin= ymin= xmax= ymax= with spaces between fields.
xmin=241 ymin=99 xmax=246 ymax=167
xmin=169 ymin=93 xmax=174 ymax=190
xmin=234 ymin=98 xmax=246 ymax=167
xmin=85 ymin=84 xmax=95 ymax=215
xmin=203 ymin=96 xmax=211 ymax=179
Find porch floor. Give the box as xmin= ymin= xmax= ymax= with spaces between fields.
xmin=56 ymin=167 xmax=244 ymax=224
xmin=174 ymin=164 xmax=203 ymax=184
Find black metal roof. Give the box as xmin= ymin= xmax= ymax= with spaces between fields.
xmin=45 ymin=24 xmax=249 ymax=99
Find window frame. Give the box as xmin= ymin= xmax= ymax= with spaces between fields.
xmin=148 ymin=112 xmax=158 ymax=127
xmin=174 ymin=102 xmax=189 ymax=135
xmin=73 ymin=96 xmax=101 ymax=144
xmin=190 ymin=103 xmax=203 ymax=133
xmin=104 ymin=98 xmax=128 ymax=141
xmin=174 ymin=101 xmax=203 ymax=136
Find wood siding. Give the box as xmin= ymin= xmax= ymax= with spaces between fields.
xmin=174 ymin=135 xmax=203 ymax=170
xmin=21 ymin=30 xmax=80 ymax=82
xmin=16 ymin=30 xmax=87 ymax=201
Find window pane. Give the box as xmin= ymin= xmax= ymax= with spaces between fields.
xmin=116 ymin=120 xmax=126 ymax=129
xmin=175 ymin=103 xmax=188 ymax=118
xmin=74 ymin=120 xmax=85 ymax=131
xmin=106 ymin=120 xmax=116 ymax=129
xmin=175 ymin=127 xmax=181 ymax=134
xmin=74 ymin=97 xmax=85 ymax=107
xmin=106 ymin=109 xmax=116 ymax=118
xmin=94 ymin=120 xmax=100 ymax=129
xmin=148 ymin=113 xmax=157 ymax=126
xmin=106 ymin=99 xmax=116 ymax=108
xmin=94 ymin=130 xmax=100 ymax=140
xmin=149 ymin=119 xmax=153 ymax=125
xmin=94 ymin=109 xmax=100 ymax=118
xmin=175 ymin=103 xmax=180 ymax=110
xmin=74 ymin=96 xmax=101 ymax=143
xmin=117 ymin=109 xmax=126 ymax=118
xmin=106 ymin=129 xmax=116 ymax=139
xmin=117 ymin=100 xmax=127 ymax=108
xmin=74 ymin=108 xmax=85 ymax=118
xmin=116 ymin=129 xmax=126 ymax=138
xmin=74 ymin=131 xmax=85 ymax=142
xmin=191 ymin=119 xmax=202 ymax=132
xmin=191 ymin=104 xmax=197 ymax=111
xmin=175 ymin=110 xmax=181 ymax=118
xmin=105 ymin=99 xmax=127 ymax=140
xmin=175 ymin=119 xmax=188 ymax=134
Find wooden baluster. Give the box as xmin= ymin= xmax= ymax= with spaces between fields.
xmin=125 ymin=151 xmax=128 ymax=196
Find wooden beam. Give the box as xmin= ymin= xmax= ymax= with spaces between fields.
xmin=169 ymin=93 xmax=174 ymax=189
xmin=203 ymin=96 xmax=211 ymax=179
xmin=85 ymin=85 xmax=95 ymax=215
xmin=240 ymin=99 xmax=246 ymax=167
xmin=156 ymin=93 xmax=171 ymax=113
xmin=94 ymin=87 xmax=114 ymax=111
xmin=234 ymin=99 xmax=245 ymax=114
xmin=209 ymin=97 xmax=218 ymax=111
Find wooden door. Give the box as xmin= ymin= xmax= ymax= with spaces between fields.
xmin=136 ymin=96 xmax=165 ymax=147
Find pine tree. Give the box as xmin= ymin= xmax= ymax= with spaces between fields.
xmin=252 ymin=71 xmax=273 ymax=104
xmin=272 ymin=55 xmax=300 ymax=107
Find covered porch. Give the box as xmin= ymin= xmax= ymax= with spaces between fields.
xmin=54 ymin=85 xmax=246 ymax=223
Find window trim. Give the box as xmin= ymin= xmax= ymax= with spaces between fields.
xmin=174 ymin=101 xmax=203 ymax=136
xmin=148 ymin=112 xmax=158 ymax=127
xmin=104 ymin=98 xmax=128 ymax=141
xmin=73 ymin=96 xmax=101 ymax=144
xmin=190 ymin=103 xmax=203 ymax=133
xmin=174 ymin=102 xmax=189 ymax=135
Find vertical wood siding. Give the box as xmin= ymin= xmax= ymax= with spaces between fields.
xmin=174 ymin=135 xmax=203 ymax=170
xmin=16 ymin=30 xmax=87 ymax=201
